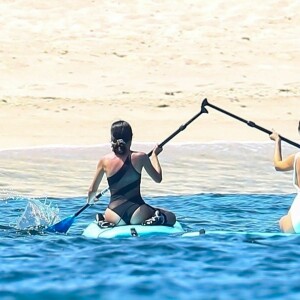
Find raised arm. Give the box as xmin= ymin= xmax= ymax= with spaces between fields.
xmin=269 ymin=131 xmax=295 ymax=171
xmin=142 ymin=145 xmax=163 ymax=183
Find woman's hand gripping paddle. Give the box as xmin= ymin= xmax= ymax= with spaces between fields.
xmin=46 ymin=99 xmax=208 ymax=233
xmin=45 ymin=187 xmax=109 ymax=233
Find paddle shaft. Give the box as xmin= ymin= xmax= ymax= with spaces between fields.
xmin=203 ymin=99 xmax=300 ymax=149
xmin=148 ymin=104 xmax=208 ymax=156
xmin=95 ymin=99 xmax=208 ymax=199
xmin=74 ymin=203 xmax=90 ymax=217
xmin=73 ymin=187 xmax=110 ymax=217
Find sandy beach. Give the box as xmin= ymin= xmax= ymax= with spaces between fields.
xmin=0 ymin=0 xmax=299 ymax=149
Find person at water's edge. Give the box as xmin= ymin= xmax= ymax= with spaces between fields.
xmin=269 ymin=121 xmax=300 ymax=233
xmin=87 ymin=120 xmax=176 ymax=227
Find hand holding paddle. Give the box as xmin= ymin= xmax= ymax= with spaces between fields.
xmin=269 ymin=131 xmax=281 ymax=142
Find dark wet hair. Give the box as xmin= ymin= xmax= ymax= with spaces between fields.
xmin=111 ymin=120 xmax=133 ymax=155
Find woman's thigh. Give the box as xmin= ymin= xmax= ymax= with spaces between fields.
xmin=279 ymin=213 xmax=295 ymax=233
xmin=104 ymin=208 xmax=126 ymax=226
xmin=130 ymin=204 xmax=155 ymax=224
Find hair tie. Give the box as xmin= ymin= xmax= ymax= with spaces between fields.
xmin=117 ymin=139 xmax=125 ymax=145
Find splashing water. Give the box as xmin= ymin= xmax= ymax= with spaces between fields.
xmin=16 ymin=199 xmax=60 ymax=230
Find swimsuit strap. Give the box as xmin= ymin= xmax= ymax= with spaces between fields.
xmin=107 ymin=154 xmax=131 ymax=185
xmin=107 ymin=152 xmax=142 ymax=199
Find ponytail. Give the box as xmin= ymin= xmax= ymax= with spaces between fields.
xmin=111 ymin=139 xmax=127 ymax=155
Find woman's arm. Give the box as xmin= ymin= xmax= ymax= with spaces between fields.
xmin=87 ymin=158 xmax=105 ymax=203
xmin=270 ymin=131 xmax=294 ymax=171
xmin=142 ymin=145 xmax=163 ymax=183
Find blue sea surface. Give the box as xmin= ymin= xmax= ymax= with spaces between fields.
xmin=1 ymin=143 xmax=299 ymax=300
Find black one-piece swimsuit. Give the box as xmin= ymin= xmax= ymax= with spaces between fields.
xmin=107 ymin=154 xmax=151 ymax=224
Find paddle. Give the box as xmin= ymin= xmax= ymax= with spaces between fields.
xmin=46 ymin=99 xmax=208 ymax=233
xmin=46 ymin=187 xmax=109 ymax=233
xmin=202 ymin=99 xmax=300 ymax=149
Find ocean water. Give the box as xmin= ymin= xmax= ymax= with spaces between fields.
xmin=1 ymin=142 xmax=300 ymax=300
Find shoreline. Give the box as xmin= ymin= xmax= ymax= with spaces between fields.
xmin=1 ymin=96 xmax=299 ymax=149
xmin=0 ymin=140 xmax=298 ymax=156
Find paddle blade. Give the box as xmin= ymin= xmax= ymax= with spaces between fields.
xmin=46 ymin=216 xmax=75 ymax=233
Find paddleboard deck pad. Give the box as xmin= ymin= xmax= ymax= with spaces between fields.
xmin=82 ymin=221 xmax=184 ymax=238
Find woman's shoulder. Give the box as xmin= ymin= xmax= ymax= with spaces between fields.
xmin=130 ymin=151 xmax=148 ymax=165
xmin=131 ymin=150 xmax=147 ymax=158
xmin=98 ymin=152 xmax=117 ymax=165
xmin=101 ymin=152 xmax=115 ymax=160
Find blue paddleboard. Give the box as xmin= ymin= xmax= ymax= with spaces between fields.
xmin=82 ymin=221 xmax=184 ymax=238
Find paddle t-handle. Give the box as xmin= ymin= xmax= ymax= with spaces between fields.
xmin=148 ymin=100 xmax=208 ymax=156
xmin=202 ymin=99 xmax=300 ymax=149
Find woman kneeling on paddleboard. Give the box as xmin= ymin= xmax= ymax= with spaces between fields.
xmin=269 ymin=121 xmax=300 ymax=233
xmin=87 ymin=120 xmax=176 ymax=227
